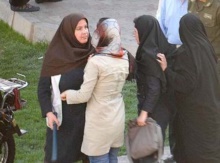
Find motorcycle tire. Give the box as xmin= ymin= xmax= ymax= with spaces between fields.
xmin=0 ymin=133 xmax=15 ymax=163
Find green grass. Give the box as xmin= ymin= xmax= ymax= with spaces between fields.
xmin=0 ymin=20 xmax=48 ymax=162
xmin=0 ymin=20 xmax=139 ymax=162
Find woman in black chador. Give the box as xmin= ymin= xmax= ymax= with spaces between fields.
xmin=158 ymin=13 xmax=220 ymax=163
xmin=133 ymin=15 xmax=176 ymax=162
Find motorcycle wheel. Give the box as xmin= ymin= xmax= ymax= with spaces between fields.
xmin=0 ymin=133 xmax=15 ymax=163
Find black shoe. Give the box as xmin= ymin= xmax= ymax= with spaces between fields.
xmin=11 ymin=4 xmax=40 ymax=12
xmin=35 ymin=0 xmax=62 ymax=4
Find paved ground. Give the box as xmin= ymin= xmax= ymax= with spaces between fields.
xmin=0 ymin=0 xmax=173 ymax=162
xmin=118 ymin=146 xmax=173 ymax=163
xmin=0 ymin=0 xmax=159 ymax=55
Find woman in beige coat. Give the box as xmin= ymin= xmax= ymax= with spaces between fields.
xmin=61 ymin=18 xmax=129 ymax=163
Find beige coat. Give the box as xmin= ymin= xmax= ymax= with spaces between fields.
xmin=65 ymin=55 xmax=129 ymax=156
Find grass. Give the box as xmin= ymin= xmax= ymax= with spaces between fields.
xmin=0 ymin=20 xmax=139 ymax=162
xmin=0 ymin=20 xmax=49 ymax=162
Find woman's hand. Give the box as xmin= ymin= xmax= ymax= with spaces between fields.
xmin=157 ymin=53 xmax=167 ymax=71
xmin=60 ymin=91 xmax=67 ymax=101
xmin=46 ymin=112 xmax=60 ymax=130
xmin=137 ymin=110 xmax=148 ymax=126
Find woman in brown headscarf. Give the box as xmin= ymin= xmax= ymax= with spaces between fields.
xmin=38 ymin=13 xmax=94 ymax=163
xmin=60 ymin=18 xmax=129 ymax=163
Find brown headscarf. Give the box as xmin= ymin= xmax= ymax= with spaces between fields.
xmin=40 ymin=13 xmax=95 ymax=77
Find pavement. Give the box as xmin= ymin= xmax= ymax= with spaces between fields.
xmin=0 ymin=0 xmax=172 ymax=162
xmin=0 ymin=0 xmax=159 ymax=55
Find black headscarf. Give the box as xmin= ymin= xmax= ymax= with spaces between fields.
xmin=40 ymin=13 xmax=95 ymax=77
xmin=134 ymin=15 xmax=176 ymax=92
xmin=172 ymin=13 xmax=220 ymax=162
xmin=179 ymin=13 xmax=218 ymax=79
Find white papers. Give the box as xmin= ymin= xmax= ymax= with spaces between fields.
xmin=0 ymin=78 xmax=21 ymax=92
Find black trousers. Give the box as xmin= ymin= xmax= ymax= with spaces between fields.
xmin=9 ymin=0 xmax=29 ymax=6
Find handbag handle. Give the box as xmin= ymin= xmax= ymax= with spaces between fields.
xmin=128 ymin=117 xmax=156 ymax=128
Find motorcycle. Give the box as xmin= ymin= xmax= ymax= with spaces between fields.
xmin=0 ymin=74 xmax=28 ymax=163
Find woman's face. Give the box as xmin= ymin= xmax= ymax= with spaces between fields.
xmin=75 ymin=19 xmax=89 ymax=44
xmin=133 ymin=27 xmax=140 ymax=44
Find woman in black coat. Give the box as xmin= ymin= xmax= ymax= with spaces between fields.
xmin=133 ymin=15 xmax=176 ymax=163
xmin=158 ymin=13 xmax=220 ymax=163
xmin=38 ymin=13 xmax=94 ymax=163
